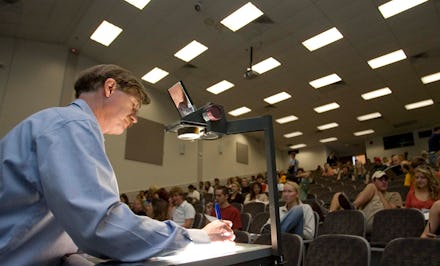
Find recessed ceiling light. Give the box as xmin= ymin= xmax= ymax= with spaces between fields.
xmin=320 ymin=137 xmax=338 ymax=143
xmin=421 ymin=72 xmax=440 ymax=84
xmin=367 ymin=49 xmax=407 ymax=69
xmin=290 ymin=144 xmax=307 ymax=149
xmin=361 ymin=87 xmax=392 ymax=100
xmin=284 ymin=131 xmax=303 ymax=138
xmin=357 ymin=112 xmax=382 ymax=121
xmin=141 ymin=67 xmax=169 ymax=84
xmin=264 ymin=92 xmax=291 ymax=105
xmin=314 ymin=102 xmax=340 ymax=113
xmin=90 ymin=20 xmax=123 ymax=47
xmin=354 ymin=129 xmax=375 ymax=136
xmin=206 ymin=80 xmax=234 ymax=95
xmin=123 ymin=0 xmax=151 ymax=10
xmin=378 ymin=0 xmax=429 ymax=19
xmin=302 ymin=27 xmax=343 ymax=51
xmin=228 ymin=106 xmax=251 ymax=116
xmin=174 ymin=40 xmax=208 ymax=62
xmin=404 ymin=99 xmax=434 ymax=110
xmin=220 ymin=2 xmax=264 ymax=32
xmin=252 ymin=57 xmax=281 ymax=74
xmin=317 ymin=122 xmax=339 ymax=131
xmin=309 ymin=74 xmax=342 ymax=89
xmin=276 ymin=115 xmax=298 ymax=124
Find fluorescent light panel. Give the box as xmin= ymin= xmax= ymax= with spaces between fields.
xmin=361 ymin=87 xmax=392 ymax=100
xmin=357 ymin=112 xmax=382 ymax=121
xmin=309 ymin=74 xmax=342 ymax=89
xmin=314 ymin=102 xmax=340 ymax=113
xmin=320 ymin=137 xmax=338 ymax=143
xmin=421 ymin=72 xmax=440 ymax=84
xmin=174 ymin=40 xmax=208 ymax=62
xmin=124 ymin=0 xmax=151 ymax=9
xmin=276 ymin=115 xmax=298 ymax=124
xmin=228 ymin=106 xmax=251 ymax=116
xmin=404 ymin=99 xmax=434 ymax=110
xmin=252 ymin=57 xmax=281 ymax=74
xmin=206 ymin=80 xmax=234 ymax=95
xmin=284 ymin=131 xmax=303 ymax=138
xmin=220 ymin=2 xmax=263 ymax=32
xmin=302 ymin=27 xmax=343 ymax=51
xmin=264 ymin=92 xmax=291 ymax=105
xmin=90 ymin=20 xmax=122 ymax=46
xmin=141 ymin=67 xmax=169 ymax=84
xmin=367 ymin=49 xmax=407 ymax=69
xmin=354 ymin=129 xmax=375 ymax=136
xmin=317 ymin=122 xmax=339 ymax=131
xmin=379 ymin=0 xmax=429 ymax=19
xmin=290 ymin=144 xmax=307 ymax=149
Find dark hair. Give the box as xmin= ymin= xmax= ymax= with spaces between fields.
xmin=150 ymin=198 xmax=169 ymax=221
xmin=250 ymin=182 xmax=263 ymax=200
xmin=74 ymin=64 xmax=149 ymax=104
xmin=215 ymin=186 xmax=230 ymax=197
xmin=120 ymin=193 xmax=129 ymax=204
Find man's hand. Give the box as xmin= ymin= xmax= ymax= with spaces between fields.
xmin=202 ymin=220 xmax=235 ymax=242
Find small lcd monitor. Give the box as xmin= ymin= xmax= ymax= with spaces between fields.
xmin=167 ymin=81 xmax=196 ymax=117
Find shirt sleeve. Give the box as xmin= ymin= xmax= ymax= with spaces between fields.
xmin=302 ymin=205 xmax=315 ymax=240
xmin=36 ymin=119 xmax=205 ymax=261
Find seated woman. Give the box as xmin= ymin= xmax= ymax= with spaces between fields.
xmin=146 ymin=198 xmax=169 ymax=221
xmin=421 ymin=200 xmax=440 ymax=238
xmin=405 ymin=165 xmax=440 ymax=210
xmin=131 ymin=197 xmax=147 ymax=216
xmin=229 ymin=181 xmax=244 ymax=204
xmin=243 ymin=182 xmax=268 ymax=204
xmin=263 ymin=181 xmax=315 ymax=239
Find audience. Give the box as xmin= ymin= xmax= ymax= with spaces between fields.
xmin=120 ymin=193 xmax=130 ymax=205
xmin=322 ymin=163 xmax=335 ymax=177
xmin=263 ymin=181 xmax=315 ymax=239
xmin=256 ymin=174 xmax=268 ymax=193
xmin=405 ymin=165 xmax=440 ymax=209
xmin=169 ymin=186 xmax=195 ymax=228
xmin=211 ymin=186 xmax=242 ymax=230
xmin=241 ymin=177 xmax=251 ymax=194
xmin=204 ymin=181 xmax=214 ymax=194
xmin=329 ymin=170 xmax=402 ymax=233
xmin=187 ymin=184 xmax=200 ymax=203
xmin=131 ymin=198 xmax=147 ymax=216
xmin=244 ymin=182 xmax=269 ymax=204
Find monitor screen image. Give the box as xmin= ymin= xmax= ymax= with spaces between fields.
xmin=167 ymin=81 xmax=196 ymax=117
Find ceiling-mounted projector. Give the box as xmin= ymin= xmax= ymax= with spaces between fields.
xmin=244 ymin=68 xmax=259 ymax=79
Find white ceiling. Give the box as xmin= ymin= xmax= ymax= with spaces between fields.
xmin=1 ymin=0 xmax=440 ymax=155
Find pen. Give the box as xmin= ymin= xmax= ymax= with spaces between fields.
xmin=214 ymin=202 xmax=222 ymax=220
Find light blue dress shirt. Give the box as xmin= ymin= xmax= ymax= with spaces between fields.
xmin=0 ymin=99 xmax=209 ymax=265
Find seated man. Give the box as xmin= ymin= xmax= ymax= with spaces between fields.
xmin=421 ymin=199 xmax=440 ymax=238
xmin=169 ymin=187 xmax=196 ymax=228
xmin=329 ymin=171 xmax=402 ymax=233
xmin=211 ymin=186 xmax=242 ymax=230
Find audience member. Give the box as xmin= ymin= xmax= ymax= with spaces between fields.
xmin=329 ymin=171 xmax=402 ymax=233
xmin=353 ymin=160 xmax=366 ymax=182
xmin=131 ymin=198 xmax=147 ymax=216
xmin=204 ymin=181 xmax=214 ymax=194
xmin=326 ymin=152 xmax=338 ymax=167
xmin=156 ymin=187 xmax=170 ymax=202
xmin=421 ymin=200 xmax=440 ymax=238
xmin=256 ymin=174 xmax=268 ymax=193
xmin=214 ymin=178 xmax=221 ymax=188
xmin=146 ymin=198 xmax=169 ymax=221
xmin=205 ymin=202 xmax=214 ymax=216
xmin=120 ymin=193 xmax=130 ymax=205
xmin=337 ymin=165 xmax=353 ymax=181
xmin=403 ymin=156 xmax=430 ymax=188
xmin=322 ymin=163 xmax=335 ymax=177
xmin=287 ymin=151 xmax=299 ymax=182
xmin=405 ymin=165 xmax=440 ymax=209
xmin=187 ymin=184 xmax=200 ymax=203
xmin=244 ymin=182 xmax=269 ymax=204
xmin=263 ymin=181 xmax=315 ymax=239
xmin=229 ymin=182 xmax=244 ymax=204
xmin=241 ymin=177 xmax=251 ymax=194
xmin=169 ymin=187 xmax=196 ymax=228
xmin=211 ymin=186 xmax=242 ymax=230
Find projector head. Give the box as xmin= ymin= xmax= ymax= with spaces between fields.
xmin=244 ymin=69 xmax=259 ymax=79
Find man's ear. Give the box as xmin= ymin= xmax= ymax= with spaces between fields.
xmin=104 ymin=78 xmax=117 ymax=97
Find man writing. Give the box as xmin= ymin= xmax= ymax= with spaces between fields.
xmin=211 ymin=186 xmax=242 ymax=230
xmin=0 ymin=64 xmax=234 ymax=265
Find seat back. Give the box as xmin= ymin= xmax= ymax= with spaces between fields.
xmin=191 ymin=213 xmax=204 ymax=229
xmin=248 ymin=212 xmax=270 ymax=234
xmin=305 ymin=234 xmax=370 ymax=266
xmin=233 ymin=230 xmax=250 ymax=244
xmin=318 ymin=209 xmax=366 ymax=237
xmin=370 ymin=208 xmax=425 ymax=247
xmin=255 ymin=233 xmax=303 ymax=266
xmin=243 ymin=202 xmax=266 ymax=218
xmin=230 ymin=202 xmax=243 ymax=213
xmin=380 ymin=237 xmax=440 ymax=266
xmin=240 ymin=212 xmax=252 ymax=232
